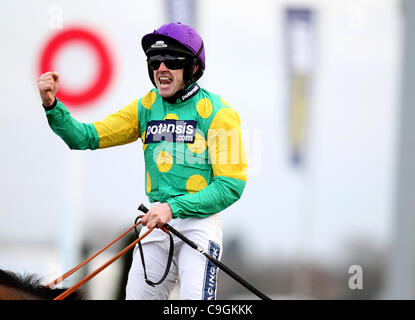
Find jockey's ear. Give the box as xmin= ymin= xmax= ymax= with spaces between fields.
xmin=193 ymin=64 xmax=199 ymax=74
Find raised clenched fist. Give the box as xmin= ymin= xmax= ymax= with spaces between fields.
xmin=38 ymin=71 xmax=60 ymax=107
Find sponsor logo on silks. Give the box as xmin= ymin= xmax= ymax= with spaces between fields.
xmin=145 ymin=120 xmax=197 ymax=143
xmin=202 ymin=240 xmax=221 ymax=300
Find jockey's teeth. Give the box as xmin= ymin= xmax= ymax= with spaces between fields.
xmin=160 ymin=76 xmax=171 ymax=84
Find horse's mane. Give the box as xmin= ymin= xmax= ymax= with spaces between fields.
xmin=0 ymin=269 xmax=84 ymax=300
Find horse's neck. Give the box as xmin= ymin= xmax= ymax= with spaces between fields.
xmin=0 ymin=285 xmax=25 ymax=299
xmin=0 ymin=284 xmax=40 ymax=300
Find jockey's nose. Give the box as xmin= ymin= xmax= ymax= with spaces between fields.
xmin=158 ymin=62 xmax=168 ymax=71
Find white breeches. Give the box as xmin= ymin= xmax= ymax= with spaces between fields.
xmin=125 ymin=213 xmax=223 ymax=300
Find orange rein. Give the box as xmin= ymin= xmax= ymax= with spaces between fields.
xmin=49 ymin=216 xmax=168 ymax=300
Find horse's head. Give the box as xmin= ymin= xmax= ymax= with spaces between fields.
xmin=0 ymin=269 xmax=84 ymax=300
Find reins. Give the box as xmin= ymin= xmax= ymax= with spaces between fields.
xmin=49 ymin=214 xmax=170 ymax=300
xmin=138 ymin=204 xmax=272 ymax=300
xmin=49 ymin=205 xmax=271 ymax=300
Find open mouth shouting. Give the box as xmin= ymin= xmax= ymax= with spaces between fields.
xmin=158 ymin=75 xmax=173 ymax=89
xmin=154 ymin=68 xmax=185 ymax=98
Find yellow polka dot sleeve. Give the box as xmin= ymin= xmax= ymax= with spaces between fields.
xmin=167 ymin=104 xmax=247 ymax=218
xmin=93 ymin=99 xmax=140 ymax=148
xmin=207 ymin=107 xmax=248 ymax=181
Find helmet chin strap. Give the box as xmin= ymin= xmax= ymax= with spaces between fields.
xmin=163 ymin=82 xmax=200 ymax=104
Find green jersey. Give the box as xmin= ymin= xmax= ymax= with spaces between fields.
xmin=44 ymin=83 xmax=247 ymax=219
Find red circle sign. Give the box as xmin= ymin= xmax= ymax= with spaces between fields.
xmin=39 ymin=27 xmax=114 ymax=107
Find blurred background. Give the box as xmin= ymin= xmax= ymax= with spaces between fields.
xmin=0 ymin=0 xmax=413 ymax=299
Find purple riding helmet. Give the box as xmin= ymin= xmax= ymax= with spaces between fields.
xmin=141 ymin=22 xmax=205 ymax=87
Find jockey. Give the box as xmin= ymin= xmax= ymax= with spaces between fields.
xmin=38 ymin=22 xmax=247 ymax=300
